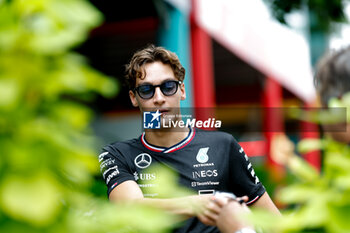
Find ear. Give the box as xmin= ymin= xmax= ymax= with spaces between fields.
xmin=129 ymin=90 xmax=139 ymax=107
xmin=180 ymin=82 xmax=186 ymax=100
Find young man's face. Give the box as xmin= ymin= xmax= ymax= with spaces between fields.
xmin=129 ymin=61 xmax=186 ymax=115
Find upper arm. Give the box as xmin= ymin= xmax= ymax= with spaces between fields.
xmin=109 ymin=180 xmax=144 ymax=202
xmin=99 ymin=147 xmax=136 ymax=196
xmin=251 ymin=192 xmax=281 ymax=215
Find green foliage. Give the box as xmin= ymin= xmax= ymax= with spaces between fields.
xmin=266 ymin=0 xmax=348 ymax=32
xmin=0 ymin=1 xmax=180 ymax=232
xmin=249 ymin=133 xmax=350 ymax=232
xmin=329 ymin=93 xmax=350 ymax=123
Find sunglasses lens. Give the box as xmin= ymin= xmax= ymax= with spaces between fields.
xmin=138 ymin=85 xmax=154 ymax=99
xmin=161 ymin=81 xmax=178 ymax=96
xmin=135 ymin=81 xmax=180 ymax=99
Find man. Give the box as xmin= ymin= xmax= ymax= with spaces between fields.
xmin=314 ymin=46 xmax=350 ymax=142
xmin=99 ymin=44 xmax=280 ymax=233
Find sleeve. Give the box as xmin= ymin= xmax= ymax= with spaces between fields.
xmin=99 ymin=145 xmax=135 ymax=196
xmin=228 ymin=136 xmax=266 ymax=205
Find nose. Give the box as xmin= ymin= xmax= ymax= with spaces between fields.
xmin=152 ymin=86 xmax=165 ymax=105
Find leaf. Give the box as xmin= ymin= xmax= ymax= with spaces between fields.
xmin=0 ymin=172 xmax=61 ymax=226
xmin=287 ymin=156 xmax=319 ymax=181
xmin=66 ymin=199 xmax=180 ymax=233
xmin=248 ymin=209 xmax=282 ymax=231
xmin=17 ymin=0 xmax=104 ymax=54
xmin=341 ymin=92 xmax=350 ymax=106
xmin=50 ymin=101 xmax=92 ymax=130
xmin=329 ymin=96 xmax=350 ymax=122
xmin=0 ymin=78 xmax=20 ymax=109
xmin=324 ymin=153 xmax=350 ymax=174
xmin=277 ymin=183 xmax=323 ymax=204
xmin=328 ymin=204 xmax=350 ymax=233
xmin=297 ymin=138 xmax=323 ymax=153
xmin=296 ymin=198 xmax=329 ymax=227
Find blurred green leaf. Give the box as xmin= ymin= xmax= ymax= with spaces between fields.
xmin=251 ymin=119 xmax=350 ymax=232
xmin=0 ymin=172 xmax=61 ymax=226
xmin=141 ymin=164 xmax=195 ymax=198
xmin=278 ymin=183 xmax=321 ymax=204
xmin=0 ymin=0 xmax=179 ymax=232
xmin=50 ymin=101 xmax=92 ymax=130
xmin=288 ymin=156 xmax=319 ymax=181
xmin=329 ymin=96 xmax=350 ymax=122
xmin=0 ymin=79 xmax=20 ymax=109
xmin=66 ymin=201 xmax=179 ymax=233
xmin=12 ymin=0 xmax=104 ymax=54
xmin=341 ymin=92 xmax=350 ymax=106
xmin=297 ymin=138 xmax=323 ymax=153
xmin=328 ymin=205 xmax=350 ymax=233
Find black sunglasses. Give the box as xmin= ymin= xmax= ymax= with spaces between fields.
xmin=133 ymin=80 xmax=182 ymax=99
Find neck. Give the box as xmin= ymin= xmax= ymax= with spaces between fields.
xmin=144 ymin=127 xmax=190 ymax=148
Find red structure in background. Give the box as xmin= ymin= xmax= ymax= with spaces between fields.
xmin=84 ymin=1 xmax=321 ymax=169
xmin=239 ymin=141 xmax=267 ymax=157
xmin=189 ymin=0 xmax=321 ymax=172
xmin=190 ymin=0 xmax=216 ymax=129
xmin=263 ymin=77 xmax=286 ymax=178
xmin=190 ymin=0 xmax=215 ymax=110
xmin=300 ymin=104 xmax=321 ymax=171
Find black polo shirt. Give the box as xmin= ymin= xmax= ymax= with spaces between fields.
xmin=99 ymin=128 xmax=265 ymax=233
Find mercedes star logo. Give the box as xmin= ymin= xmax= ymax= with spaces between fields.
xmin=134 ymin=153 xmax=152 ymax=169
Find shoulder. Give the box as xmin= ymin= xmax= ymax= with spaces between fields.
xmin=195 ymin=129 xmax=244 ymax=156
xmin=102 ymin=137 xmax=141 ymax=155
xmin=99 ymin=137 xmax=142 ymax=166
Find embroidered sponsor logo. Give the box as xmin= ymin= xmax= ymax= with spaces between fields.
xmin=191 ymin=181 xmax=220 ymax=187
xmin=134 ymin=153 xmax=152 ymax=169
xmin=106 ymin=170 xmax=119 ymax=185
xmin=135 ymin=173 xmax=156 ymax=181
xmin=196 ymin=147 xmax=209 ymax=163
xmin=100 ymin=158 xmax=115 ymax=172
xmin=138 ymin=183 xmax=158 ymax=188
xmin=193 ymin=163 xmax=214 ymax=168
xmin=192 ymin=169 xmax=218 ymax=179
xmin=102 ymin=165 xmax=119 ymax=179
xmin=134 ymin=172 xmax=139 ymax=181
xmin=98 ymin=151 xmax=109 ymax=162
xmin=140 ymin=173 xmax=156 ymax=180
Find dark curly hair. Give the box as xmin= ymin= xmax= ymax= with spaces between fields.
xmin=314 ymin=46 xmax=350 ymax=106
xmin=125 ymin=44 xmax=185 ymax=90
